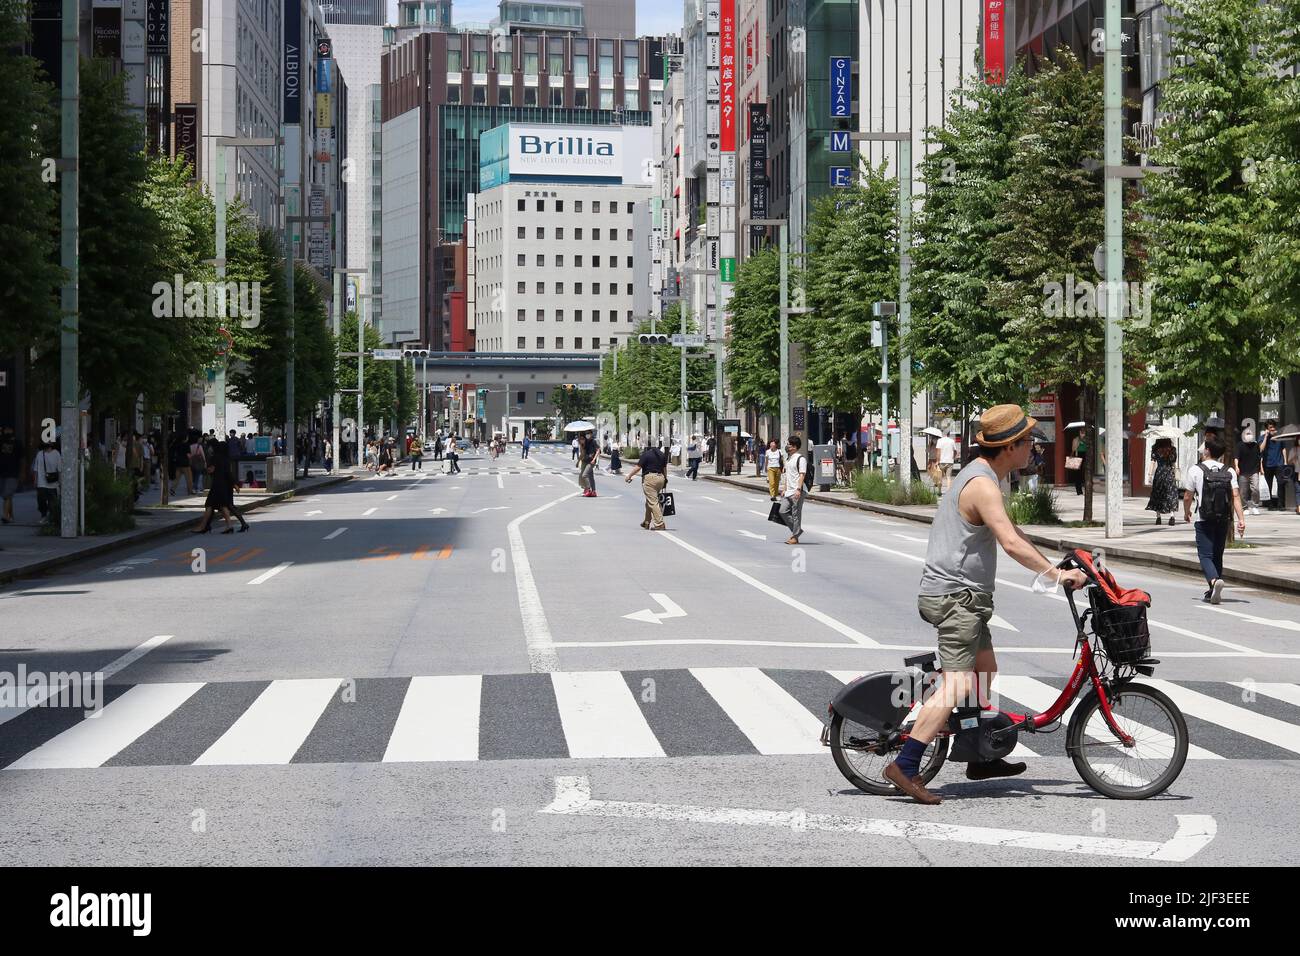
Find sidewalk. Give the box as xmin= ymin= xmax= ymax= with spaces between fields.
xmin=0 ymin=466 xmax=355 ymax=585
xmin=702 ymin=469 xmax=1300 ymax=595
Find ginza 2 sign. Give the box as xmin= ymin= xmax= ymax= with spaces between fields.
xmin=720 ymin=0 xmax=736 ymax=153
xmin=830 ymin=56 xmax=852 ymax=118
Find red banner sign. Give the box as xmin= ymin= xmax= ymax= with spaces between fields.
xmin=720 ymin=0 xmax=736 ymax=152
xmin=984 ymin=0 xmax=1006 ymax=85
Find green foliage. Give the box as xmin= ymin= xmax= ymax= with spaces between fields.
xmin=1132 ymin=0 xmax=1294 ymax=429
xmin=598 ymin=303 xmax=716 ymax=420
xmin=907 ymin=68 xmax=1031 ymax=407
xmin=552 ymin=386 xmax=596 ymax=423
xmin=1007 ymin=486 xmax=1061 ymax=526
xmin=800 ymin=163 xmax=899 ymax=411
xmin=725 ymin=244 xmax=781 ymax=415
xmin=41 ymin=460 xmax=136 ymax=536
xmin=853 ymin=468 xmax=937 ymax=506
xmin=531 ymin=420 xmax=554 ymax=441
xmin=334 ymin=311 xmax=400 ymax=432
xmin=0 ymin=1 xmax=61 ymax=354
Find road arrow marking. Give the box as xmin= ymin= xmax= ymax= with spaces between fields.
xmin=701 ymin=496 xmax=721 ymax=502
xmin=473 ymin=507 xmax=508 ymax=514
xmin=305 ymin=510 xmax=323 ymax=516
xmin=429 ymin=508 xmax=448 ymax=515
xmin=564 ymin=525 xmax=597 ymax=536
xmin=323 ymin=527 xmax=348 ymax=540
xmin=989 ymin=614 xmax=1019 ymax=632
xmin=1198 ymin=604 xmax=1300 ymax=632
xmin=386 ymin=494 xmax=399 ymax=501
xmin=623 ymin=593 xmax=687 ymax=625
xmin=738 ymin=530 xmax=766 ymax=540
xmin=539 ymin=777 xmax=1217 ymax=862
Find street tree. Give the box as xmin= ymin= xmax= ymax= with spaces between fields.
xmin=0 ymin=1 xmax=61 ymax=354
xmin=907 ymin=67 xmax=1031 ymax=409
xmin=552 ymin=385 xmax=596 ymax=424
xmin=724 ymin=244 xmax=781 ymax=420
xmin=335 ymin=311 xmax=399 ymax=436
xmin=1131 ymin=0 xmax=1290 ymax=463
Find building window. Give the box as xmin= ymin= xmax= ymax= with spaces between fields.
xmin=536 ymin=199 xmax=545 ymax=211
xmin=516 ymin=198 xmax=525 ymax=211
xmin=498 ymin=87 xmax=512 ymax=106
xmin=556 ymin=309 xmax=564 ymax=321
xmin=575 ymin=255 xmax=583 ymax=267
xmin=447 ymin=85 xmax=461 ymax=104
xmin=549 ymin=51 xmax=564 ymax=74
xmin=575 ymin=337 xmax=584 ymax=349
xmin=575 ymin=282 xmax=583 ymax=294
xmin=555 ymin=282 xmax=563 ymax=294
xmin=472 ymin=49 xmax=488 ymax=73
xmin=516 ymin=281 xmax=525 ymax=293
xmin=524 ymin=86 xmax=537 ymax=106
xmin=626 ymin=283 xmax=633 ymax=295
xmin=626 ymin=256 xmax=633 ymax=267
xmin=593 ymin=283 xmax=600 ymax=294
xmin=447 ymin=45 xmax=461 ymax=72
xmin=517 ymin=389 xmax=526 ymax=404
xmin=626 ymin=202 xmax=634 ymax=214
xmin=575 ymin=88 xmax=588 ymax=108
xmin=536 ymin=227 xmax=544 ymax=239
xmin=555 ymin=200 xmax=564 ymax=212
xmin=535 ymin=336 xmax=544 ymax=349
xmin=536 ymin=282 xmax=544 ymax=294
xmin=537 ymin=390 xmax=546 ymax=404
xmin=600 ymin=89 xmax=613 ymax=110
xmin=524 ymin=52 xmax=539 ymax=74
xmin=592 ymin=337 xmax=600 ymax=348
xmin=575 ymin=228 xmax=583 ymax=240
xmin=593 ymin=230 xmax=600 ymax=242
xmin=574 ymin=54 xmax=589 ymax=75
xmin=517 ymin=254 xmax=525 ymax=266
xmin=472 ymin=85 xmax=486 ymax=105
xmin=555 ymin=338 xmax=563 ymax=349
xmin=556 ymin=254 xmax=564 ymax=267
xmin=593 ymin=201 xmax=601 ymax=213
xmin=517 ymin=226 xmax=525 ymax=239
xmin=516 ymin=308 xmax=525 ymax=320
xmin=592 ymin=310 xmax=599 ymax=321
xmin=593 ymin=255 xmax=601 ymax=266
xmin=599 ymin=53 xmax=613 ymax=79
xmin=496 ymin=50 xmax=512 ymax=73
xmin=536 ymin=254 xmax=544 ymax=266
xmin=626 ymin=310 xmax=633 ymax=322
xmin=536 ymin=309 xmax=544 ymax=320
xmin=609 ymin=204 xmax=617 ymax=216
xmin=626 ymin=230 xmax=633 ymax=241
xmin=556 ymin=227 xmax=564 ymax=239
xmin=575 ymin=309 xmax=583 ymax=321
xmin=548 ymin=87 xmax=562 ymax=106
xmin=575 ymin=200 xmax=584 ymax=213
xmin=624 ymin=89 xmax=640 ymax=111
xmin=517 ymin=337 xmax=525 ymax=349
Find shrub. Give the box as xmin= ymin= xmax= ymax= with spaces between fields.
xmin=1007 ymin=485 xmax=1061 ymax=525
xmin=41 ymin=459 xmax=137 ymax=536
xmin=853 ymin=469 xmax=937 ymax=506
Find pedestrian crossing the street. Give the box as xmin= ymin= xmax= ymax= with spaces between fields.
xmin=3 ymin=668 xmax=1297 ymax=771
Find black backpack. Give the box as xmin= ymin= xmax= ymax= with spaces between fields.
xmin=1197 ymin=463 xmax=1233 ymax=521
xmin=800 ymin=453 xmax=815 ymax=491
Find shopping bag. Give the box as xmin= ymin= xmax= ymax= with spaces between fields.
xmin=1064 ymin=456 xmax=1083 ymax=471
xmin=658 ymin=491 xmax=676 ymax=517
xmin=767 ymin=500 xmax=785 ymax=524
xmin=1256 ymin=472 xmax=1271 ymax=503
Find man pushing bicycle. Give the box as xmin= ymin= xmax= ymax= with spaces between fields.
xmin=885 ymin=405 xmax=1088 ymax=805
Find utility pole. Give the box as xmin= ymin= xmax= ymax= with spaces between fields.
xmin=740 ymin=219 xmax=798 ymax=439
xmin=58 ymin=0 xmax=79 ymax=538
xmin=1103 ymin=0 xmax=1124 ymax=538
xmin=332 ymin=270 xmax=342 ymax=469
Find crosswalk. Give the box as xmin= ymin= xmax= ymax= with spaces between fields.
xmin=2 ymin=668 xmax=1298 ymax=771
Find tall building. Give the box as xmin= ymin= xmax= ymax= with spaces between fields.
xmin=493 ymin=1 xmax=637 ymax=40
xmin=736 ymin=0 xmax=768 ymax=265
xmin=381 ymin=26 xmax=666 ymax=350
xmin=473 ymin=123 xmax=653 ymax=355
xmin=321 ymin=0 xmax=385 ymax=24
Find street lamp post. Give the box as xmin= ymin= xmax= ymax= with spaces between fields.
xmin=58 ymin=0 xmax=79 ymax=538
xmin=852 ymin=132 xmax=913 ymax=487
xmin=873 ymin=301 xmax=897 ymax=476
xmin=1104 ymin=0 xmax=1124 ymax=538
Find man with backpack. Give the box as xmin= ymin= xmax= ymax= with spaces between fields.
xmin=779 ymin=436 xmax=813 ymax=545
xmin=1183 ymin=434 xmax=1246 ymax=605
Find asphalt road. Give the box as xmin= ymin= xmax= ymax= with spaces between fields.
xmin=1 ymin=444 xmax=1297 ymax=866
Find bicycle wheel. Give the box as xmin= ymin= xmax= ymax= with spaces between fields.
xmin=1067 ymin=683 xmax=1188 ymax=799
xmin=828 ymin=712 xmax=948 ymax=796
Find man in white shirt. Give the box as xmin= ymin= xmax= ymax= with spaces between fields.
xmin=779 ymin=436 xmax=808 ymax=545
xmin=1182 ymin=434 xmax=1245 ymax=604
xmin=936 ymin=433 xmax=957 ymax=492
xmin=32 ymin=441 xmax=61 ymax=524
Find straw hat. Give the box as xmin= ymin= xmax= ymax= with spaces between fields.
xmin=976 ymin=404 xmax=1037 ymax=448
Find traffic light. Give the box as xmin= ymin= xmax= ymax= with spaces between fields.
xmin=638 ymin=333 xmax=671 ymax=346
xmin=562 ymin=384 xmax=576 ymax=391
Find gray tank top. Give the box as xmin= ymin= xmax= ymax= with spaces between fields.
xmin=919 ymin=458 xmax=998 ymax=595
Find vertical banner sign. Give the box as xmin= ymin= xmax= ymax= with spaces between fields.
xmin=830 ymin=56 xmax=852 ymax=117
xmin=174 ymin=103 xmax=198 ymax=176
xmin=283 ymin=0 xmax=301 ymax=124
xmin=146 ymin=0 xmax=168 ymax=54
xmin=984 ymin=0 xmax=1006 ymax=85
xmin=92 ymin=6 xmax=122 ymax=58
xmin=748 ymin=103 xmax=768 ymax=230
xmin=720 ymin=0 xmax=736 ymax=152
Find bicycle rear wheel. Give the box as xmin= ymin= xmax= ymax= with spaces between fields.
xmin=1066 ymin=683 xmax=1188 ymax=799
xmin=828 ymin=712 xmax=948 ymax=796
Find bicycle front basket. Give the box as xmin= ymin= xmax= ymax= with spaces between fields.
xmin=1088 ymin=590 xmax=1151 ymax=665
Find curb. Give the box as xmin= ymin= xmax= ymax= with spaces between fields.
xmin=0 ymin=474 xmax=353 ymax=587
xmin=701 ymin=473 xmax=1300 ymax=596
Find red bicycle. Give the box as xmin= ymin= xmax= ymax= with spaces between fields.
xmin=824 ymin=549 xmax=1190 ymax=800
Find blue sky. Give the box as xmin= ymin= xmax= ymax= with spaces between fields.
xmin=386 ymin=1 xmax=683 ymax=36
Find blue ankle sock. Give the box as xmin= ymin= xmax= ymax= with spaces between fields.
xmin=895 ymin=737 xmax=928 ymax=778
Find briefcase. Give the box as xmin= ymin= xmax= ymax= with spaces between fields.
xmin=658 ymin=491 xmax=676 ymax=517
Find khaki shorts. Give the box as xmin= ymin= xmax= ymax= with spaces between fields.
xmin=918 ymin=589 xmax=994 ymax=672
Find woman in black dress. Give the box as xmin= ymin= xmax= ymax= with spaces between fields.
xmin=193 ymin=445 xmax=249 ymax=533
xmin=1145 ymin=438 xmax=1179 ymax=526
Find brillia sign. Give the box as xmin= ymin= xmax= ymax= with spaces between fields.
xmin=519 ymin=134 xmax=615 ymax=156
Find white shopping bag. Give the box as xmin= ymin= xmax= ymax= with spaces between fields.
xmin=1256 ymin=472 xmax=1271 ymax=503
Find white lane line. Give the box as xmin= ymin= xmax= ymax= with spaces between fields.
xmin=691 ymin=667 xmax=825 ymax=754
xmin=660 ymin=531 xmax=877 ymax=647
xmin=323 ymin=527 xmax=348 ymax=540
xmin=6 ymin=682 xmax=206 ymax=770
xmin=508 ymin=492 xmax=581 ymax=672
xmin=551 ymin=640 xmax=887 ymax=649
xmin=1229 ymin=682 xmax=1300 ymax=708
xmin=363 ymin=507 xmax=377 ymax=516
xmin=1197 ymin=604 xmax=1300 ymax=632
xmin=552 ymin=671 xmax=665 ymax=759
xmin=1144 ymin=679 xmax=1300 ymax=755
xmin=989 ymin=614 xmax=1019 ymax=632
xmin=305 ymin=510 xmax=323 ymax=516
xmin=383 ymin=675 xmax=481 ymax=762
xmin=386 ymin=494 xmax=399 ymax=501
xmin=1 ymin=634 xmax=180 ymax=727
xmin=540 ymin=777 xmax=1217 ymax=862
xmin=892 ymin=533 xmax=929 ymax=543
xmin=497 ymin=474 xmax=504 ymax=489
xmin=247 ymin=562 xmax=293 ymax=586
xmin=994 ymin=675 xmax=1220 ymax=760
xmin=701 ymin=496 xmax=721 ymax=502
xmin=194 ymin=678 xmax=341 ymax=765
